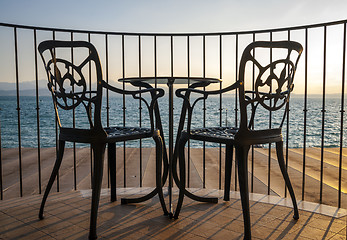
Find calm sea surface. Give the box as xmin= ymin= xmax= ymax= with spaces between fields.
xmin=0 ymin=95 xmax=346 ymax=148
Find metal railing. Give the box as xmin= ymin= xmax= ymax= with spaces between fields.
xmin=0 ymin=20 xmax=346 ymax=209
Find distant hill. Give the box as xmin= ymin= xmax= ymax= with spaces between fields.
xmin=0 ymin=79 xmax=126 ymax=96
xmin=0 ymin=80 xmax=50 ymax=96
xmin=0 ymin=80 xmax=47 ymax=91
xmin=0 ymin=89 xmax=51 ymax=96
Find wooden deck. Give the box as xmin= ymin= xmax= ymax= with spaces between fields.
xmin=0 ymin=145 xmax=347 ymax=240
xmin=1 ymin=146 xmax=347 ymax=239
xmin=1 ymin=147 xmax=346 ymax=208
xmin=0 ymin=188 xmax=346 ymax=239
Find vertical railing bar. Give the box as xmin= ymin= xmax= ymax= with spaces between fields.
xmin=302 ymin=28 xmax=308 ymax=201
xmin=14 ymin=27 xmax=23 ymax=197
xmin=52 ymin=31 xmax=59 ymax=192
xmin=88 ymin=33 xmax=93 ymax=189
xmin=154 ymin=36 xmax=157 ymax=87
xmin=122 ymin=34 xmax=126 ymax=187
xmin=171 ymin=35 xmax=174 ymax=167
xmin=320 ymin=25 xmax=327 ymax=203
xmin=0 ymin=38 xmax=3 ymax=194
xmin=234 ymin=34 xmax=238 ymax=191
xmin=251 ymin=33 xmax=255 ymax=193
xmin=284 ymin=30 xmax=291 ymax=198
xmin=171 ymin=36 xmax=174 ymax=77
xmin=106 ymin=34 xmax=110 ymax=128
xmin=105 ymin=33 xmax=110 ymax=188
xmin=169 ymin=35 xmax=174 ymax=209
xmin=34 ymin=29 xmax=42 ymax=194
xmin=0 ymin=117 xmax=2 ymax=199
xmin=267 ymin=32 xmax=273 ymax=195
xmin=70 ymin=32 xmax=77 ymax=191
xmin=138 ymin=35 xmax=143 ymax=187
xmin=338 ymin=23 xmax=346 ymax=208
xmin=202 ymin=35 xmax=206 ymax=188
xmin=219 ymin=35 xmax=222 ymax=190
xmin=187 ymin=36 xmax=191 ymax=188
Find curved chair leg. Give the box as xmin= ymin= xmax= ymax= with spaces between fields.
xmin=154 ymin=134 xmax=169 ymax=215
xmin=153 ymin=100 xmax=169 ymax=187
xmin=89 ymin=143 xmax=106 ymax=240
xmin=121 ymin=133 xmax=168 ymax=214
xmin=172 ymin=133 xmax=218 ymax=203
xmin=236 ymin=145 xmax=251 ymax=240
xmin=173 ymin=134 xmax=218 ymax=219
xmin=39 ymin=140 xmax=65 ymax=220
xmin=276 ymin=141 xmax=299 ymax=220
xmin=172 ymin=136 xmax=217 ymax=204
xmin=173 ymin=134 xmax=187 ymax=219
xmin=108 ymin=143 xmax=116 ymax=202
xmin=224 ymin=144 xmax=233 ymax=201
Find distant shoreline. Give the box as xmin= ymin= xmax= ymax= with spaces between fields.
xmin=0 ymin=90 xmax=346 ymax=98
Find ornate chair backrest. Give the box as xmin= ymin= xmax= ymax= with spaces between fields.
xmin=38 ymin=40 xmax=104 ymax=131
xmin=237 ymin=41 xmax=303 ymax=131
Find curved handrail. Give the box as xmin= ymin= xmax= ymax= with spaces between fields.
xmin=0 ymin=19 xmax=346 ymax=36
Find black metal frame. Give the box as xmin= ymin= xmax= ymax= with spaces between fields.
xmin=37 ymin=40 xmax=168 ymax=239
xmin=173 ymin=41 xmax=303 ymax=239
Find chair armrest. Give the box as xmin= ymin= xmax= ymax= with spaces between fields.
xmin=175 ymin=80 xmax=242 ymax=111
xmin=176 ymin=80 xmax=242 ymax=100
xmin=175 ymin=80 xmax=242 ymax=133
xmin=100 ymin=80 xmax=164 ymax=131
xmin=101 ymin=80 xmax=164 ymax=100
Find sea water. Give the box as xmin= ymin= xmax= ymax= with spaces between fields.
xmin=0 ymin=95 xmax=346 ymax=149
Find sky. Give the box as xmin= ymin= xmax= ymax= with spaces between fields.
xmin=0 ymin=0 xmax=346 ymax=33
xmin=0 ymin=0 xmax=346 ymax=95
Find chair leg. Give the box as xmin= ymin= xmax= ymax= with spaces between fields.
xmin=39 ymin=140 xmax=65 ymax=220
xmin=154 ymin=134 xmax=169 ymax=216
xmin=108 ymin=143 xmax=116 ymax=202
xmin=89 ymin=143 xmax=106 ymax=240
xmin=236 ymin=145 xmax=251 ymax=240
xmin=121 ymin=134 xmax=164 ymax=206
xmin=173 ymin=135 xmax=187 ymax=219
xmin=224 ymin=144 xmax=233 ymax=201
xmin=276 ymin=141 xmax=299 ymax=220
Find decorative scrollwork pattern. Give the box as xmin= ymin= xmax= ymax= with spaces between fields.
xmin=246 ymin=55 xmax=296 ymax=111
xmin=47 ymin=58 xmax=89 ymax=110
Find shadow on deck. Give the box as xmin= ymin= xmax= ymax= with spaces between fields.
xmin=0 ymin=188 xmax=346 ymax=239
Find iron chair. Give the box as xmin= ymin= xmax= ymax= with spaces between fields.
xmin=173 ymin=41 xmax=303 ymax=239
xmin=38 ymin=40 xmax=168 ymax=239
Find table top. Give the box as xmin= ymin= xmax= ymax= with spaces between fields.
xmin=118 ymin=76 xmax=221 ymax=85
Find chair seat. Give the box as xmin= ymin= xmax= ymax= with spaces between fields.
xmin=188 ymin=127 xmax=238 ymax=143
xmin=105 ymin=126 xmax=153 ymax=142
xmin=188 ymin=127 xmax=283 ymax=145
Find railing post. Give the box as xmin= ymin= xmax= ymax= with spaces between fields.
xmin=33 ymin=29 xmax=42 ymax=195
xmin=338 ymin=22 xmax=346 ymax=208
xmin=320 ymin=25 xmax=327 ymax=204
xmin=219 ymin=34 xmax=223 ymax=190
xmin=302 ymin=27 xmax=308 ymax=201
xmin=0 ymin=113 xmax=2 ymax=200
xmin=14 ymin=27 xmax=23 ymax=197
xmin=121 ymin=34 xmax=126 ymax=188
